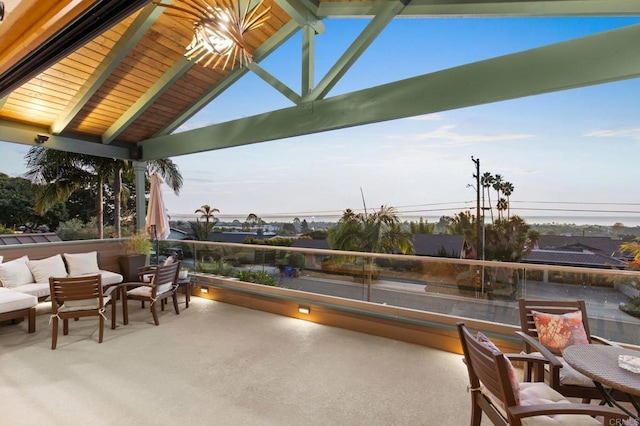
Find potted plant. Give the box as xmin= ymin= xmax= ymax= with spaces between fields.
xmin=118 ymin=231 xmax=152 ymax=282
xmin=178 ymin=266 xmax=189 ymax=280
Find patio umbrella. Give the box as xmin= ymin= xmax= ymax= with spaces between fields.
xmin=145 ymin=173 xmax=170 ymax=265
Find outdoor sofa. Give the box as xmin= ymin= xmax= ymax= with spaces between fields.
xmin=0 ymin=252 xmax=123 ymax=333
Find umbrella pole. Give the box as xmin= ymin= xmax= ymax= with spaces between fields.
xmin=151 ymin=224 xmax=159 ymax=266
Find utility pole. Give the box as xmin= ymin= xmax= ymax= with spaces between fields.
xmin=471 ymin=156 xmax=481 ymax=260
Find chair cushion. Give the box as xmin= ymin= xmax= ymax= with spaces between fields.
xmin=98 ymin=270 xmax=123 ymax=286
xmin=518 ymin=382 xmax=600 ymax=425
xmin=532 ymin=310 xmax=589 ymax=355
xmin=127 ymin=283 xmax=172 ymax=298
xmin=81 ymin=270 xmax=123 ymax=286
xmin=59 ymin=298 xmax=101 ymax=312
xmin=0 ymin=256 xmax=34 ymax=288
xmin=529 ymin=352 xmax=597 ymax=388
xmin=127 ymin=286 xmax=152 ymax=297
xmin=477 ymin=331 xmax=520 ymax=405
xmin=0 ymin=287 xmax=37 ymax=313
xmin=27 ymin=254 xmax=68 ymax=283
xmin=8 ymin=283 xmax=50 ymax=299
xmin=64 ymin=252 xmax=101 ymax=276
xmin=58 ymin=294 xmax=111 ymax=312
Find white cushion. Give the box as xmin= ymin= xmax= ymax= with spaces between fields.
xmin=97 ymin=270 xmax=123 ymax=286
xmin=59 ymin=298 xmax=101 ymax=312
xmin=0 ymin=287 xmax=37 ymax=314
xmin=74 ymin=270 xmax=123 ymax=287
xmin=27 ymin=254 xmax=68 ymax=283
xmin=64 ymin=252 xmax=100 ymax=276
xmin=518 ymin=382 xmax=600 ymax=425
xmin=9 ymin=283 xmax=50 ymax=298
xmin=127 ymin=286 xmax=152 ymax=297
xmin=531 ymin=352 xmax=597 ymax=388
xmin=556 ymin=356 xmax=597 ymax=387
xmin=127 ymin=284 xmax=173 ymax=297
xmin=0 ymin=256 xmax=34 ymax=288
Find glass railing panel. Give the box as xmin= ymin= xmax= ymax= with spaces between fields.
xmin=520 ymin=267 xmax=640 ymax=345
xmin=163 ymin=239 xmax=640 ymax=346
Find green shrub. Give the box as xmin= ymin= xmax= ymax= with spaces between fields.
xmin=236 ymin=270 xmax=278 ymax=286
xmin=56 ymin=217 xmax=114 ymax=240
xmin=620 ymin=297 xmax=640 ymax=318
xmin=199 ymin=260 xmax=235 ymax=276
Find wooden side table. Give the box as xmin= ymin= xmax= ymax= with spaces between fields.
xmin=176 ymin=277 xmax=191 ymax=308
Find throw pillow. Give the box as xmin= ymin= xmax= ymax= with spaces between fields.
xmin=477 ymin=331 xmax=521 ymax=405
xmin=532 ymin=310 xmax=589 ymax=355
xmin=28 ymin=254 xmax=68 ymax=283
xmin=64 ymin=252 xmax=101 ymax=277
xmin=0 ymin=256 xmax=34 ymax=288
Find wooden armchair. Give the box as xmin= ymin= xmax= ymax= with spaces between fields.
xmin=122 ymin=261 xmax=180 ymax=326
xmin=457 ymin=322 xmax=627 ymax=426
xmin=49 ymin=274 xmax=114 ymax=350
xmin=516 ymin=298 xmax=621 ymax=403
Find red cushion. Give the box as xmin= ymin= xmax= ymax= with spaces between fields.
xmin=532 ymin=310 xmax=589 ymax=355
xmin=477 ymin=332 xmax=520 ymax=405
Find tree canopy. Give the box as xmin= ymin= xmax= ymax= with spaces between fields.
xmin=328 ymin=206 xmax=414 ymax=255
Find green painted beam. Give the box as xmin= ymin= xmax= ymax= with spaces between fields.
xmin=141 ymin=23 xmax=640 ymax=160
xmin=247 ymin=62 xmax=301 ymax=104
xmin=302 ymin=25 xmax=315 ymax=97
xmin=297 ymin=0 xmax=320 ymax=15
xmin=152 ymin=20 xmax=300 ymax=138
xmin=0 ymin=119 xmax=129 ymax=158
xmin=304 ymin=0 xmax=408 ymax=102
xmin=102 ymin=54 xmax=198 ymax=144
xmin=274 ymin=0 xmax=325 ymax=34
xmin=132 ymin=161 xmax=147 ymax=231
xmin=317 ymin=0 xmax=640 ymax=17
xmin=50 ymin=2 xmax=169 ymax=135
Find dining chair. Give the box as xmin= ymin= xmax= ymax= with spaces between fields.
xmin=457 ymin=322 xmax=627 ymax=426
xmin=49 ymin=274 xmax=112 ymax=350
xmin=516 ymin=298 xmax=625 ymax=403
xmin=122 ymin=261 xmax=180 ymax=325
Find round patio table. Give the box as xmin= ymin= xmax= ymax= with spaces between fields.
xmin=563 ymin=344 xmax=640 ymax=421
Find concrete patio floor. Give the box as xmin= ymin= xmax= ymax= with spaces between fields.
xmin=0 ymin=296 xmax=472 ymax=425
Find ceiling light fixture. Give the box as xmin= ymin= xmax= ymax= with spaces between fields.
xmin=154 ymin=0 xmax=270 ymax=70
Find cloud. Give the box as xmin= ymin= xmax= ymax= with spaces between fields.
xmin=405 ymin=113 xmax=445 ymax=121
xmin=412 ymin=125 xmax=533 ymax=144
xmin=584 ymin=128 xmax=640 ymax=140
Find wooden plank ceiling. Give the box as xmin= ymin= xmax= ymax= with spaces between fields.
xmin=0 ymin=0 xmax=639 ymax=162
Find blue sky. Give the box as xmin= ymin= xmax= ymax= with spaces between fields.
xmin=3 ymin=16 xmax=640 ymax=225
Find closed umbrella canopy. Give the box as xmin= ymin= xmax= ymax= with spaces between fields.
xmin=145 ymin=173 xmax=170 ymax=241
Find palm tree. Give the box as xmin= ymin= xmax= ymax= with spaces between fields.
xmin=496 ymin=198 xmax=508 ymax=220
xmin=484 ymin=215 xmax=537 ymax=262
xmin=446 ymin=210 xmax=477 ymax=257
xmin=25 ymin=148 xmax=121 ymax=239
xmin=194 ymin=204 xmax=220 ymax=224
xmin=620 ymin=239 xmax=640 ymax=263
xmin=245 ymin=213 xmax=259 ymax=230
xmin=501 ymin=181 xmax=514 ymax=219
xmin=25 ymin=146 xmax=183 ymax=238
xmin=480 ymin=172 xmax=495 ymax=222
xmin=189 ymin=219 xmax=215 ymax=241
xmin=492 ymin=174 xmax=503 ymax=221
xmin=328 ymin=205 xmax=414 ymax=255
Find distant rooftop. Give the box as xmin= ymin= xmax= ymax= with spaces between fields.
xmin=0 ymin=233 xmax=61 ymax=245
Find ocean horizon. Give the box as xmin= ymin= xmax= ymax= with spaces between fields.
xmin=169 ymin=213 xmax=640 ymax=228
